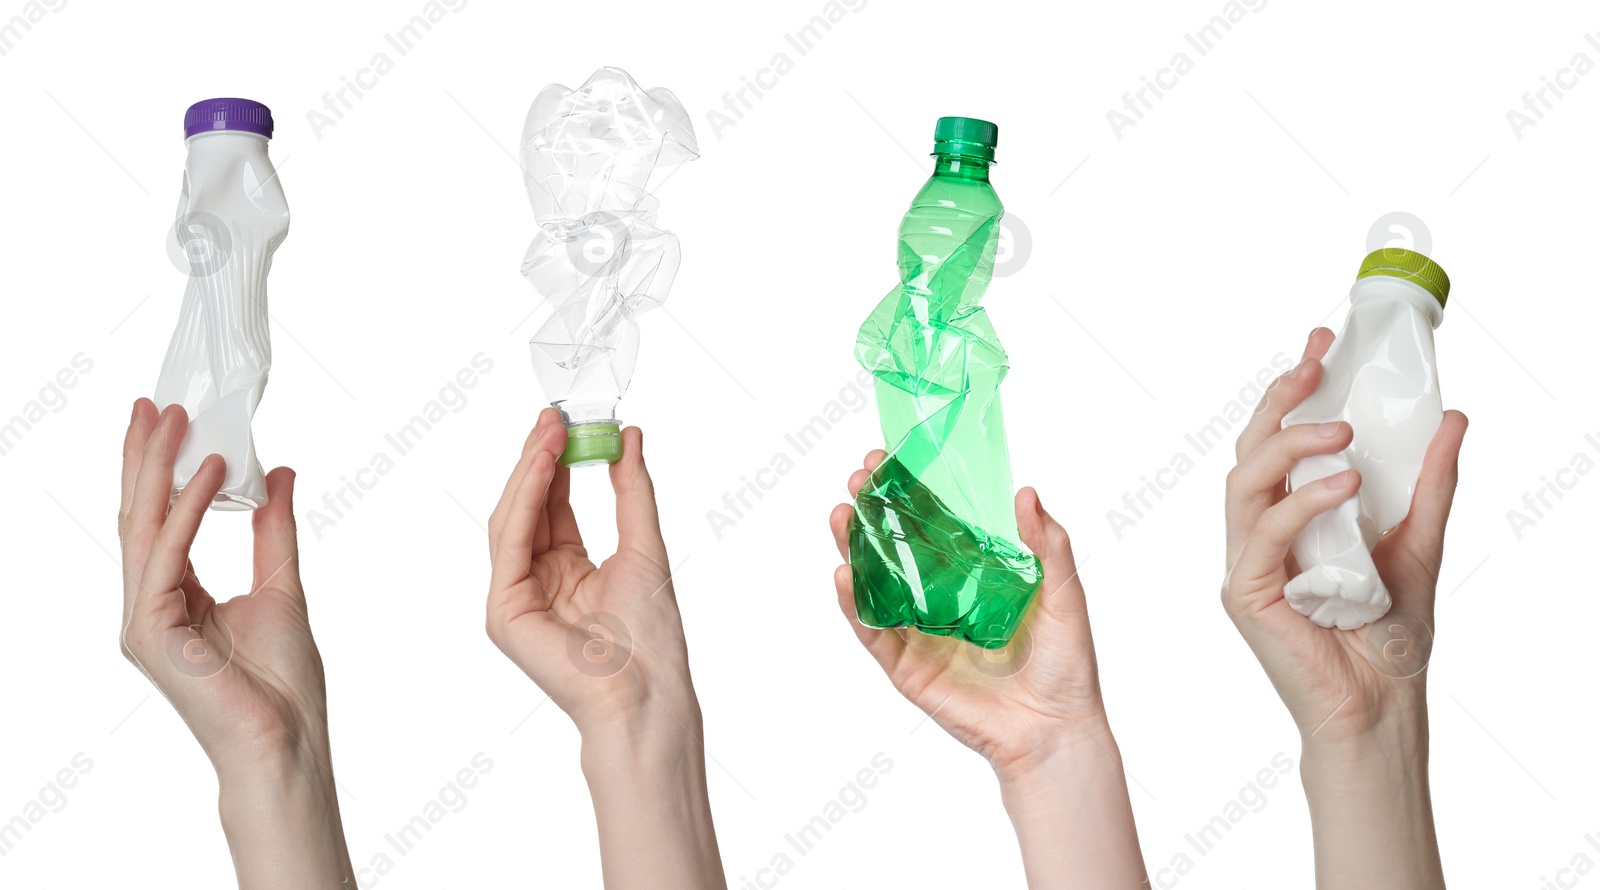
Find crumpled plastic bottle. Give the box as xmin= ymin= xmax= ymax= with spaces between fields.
xmin=849 ymin=117 xmax=1041 ymax=649
xmin=520 ymin=67 xmax=697 ymax=466
xmin=155 ymin=98 xmax=288 ymax=510
xmin=1282 ymin=248 xmax=1449 ymax=629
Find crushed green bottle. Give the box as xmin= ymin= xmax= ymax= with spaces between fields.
xmin=849 ymin=117 xmax=1041 ymax=650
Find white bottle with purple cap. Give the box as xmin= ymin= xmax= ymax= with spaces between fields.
xmin=155 ymin=98 xmax=289 ymax=510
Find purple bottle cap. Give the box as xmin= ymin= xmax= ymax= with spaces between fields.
xmin=184 ymin=98 xmax=274 ymax=140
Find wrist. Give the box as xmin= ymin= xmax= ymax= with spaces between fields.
xmin=991 ymin=712 xmax=1119 ymax=789
xmin=992 ymin=714 xmax=1125 ymax=808
xmin=217 ymin=748 xmax=340 ymax=829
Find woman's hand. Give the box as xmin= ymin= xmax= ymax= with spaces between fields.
xmin=485 ymin=407 xmax=725 ymax=890
xmin=118 ymin=398 xmax=351 ymax=888
xmin=830 ymin=453 xmax=1146 ymax=887
xmin=1222 ymin=328 xmax=1464 ymax=890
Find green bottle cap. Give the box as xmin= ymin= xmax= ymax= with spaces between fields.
xmin=561 ymin=422 xmax=622 ymax=467
xmin=1357 ymin=248 xmax=1450 ymax=308
xmin=933 ymin=116 xmax=998 ymax=162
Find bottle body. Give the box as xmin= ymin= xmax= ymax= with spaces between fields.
xmin=850 ymin=147 xmax=1040 ymax=649
xmin=155 ymin=128 xmax=288 ymax=510
xmin=1282 ymin=276 xmax=1444 ymax=628
xmin=519 ymin=68 xmax=697 ymax=466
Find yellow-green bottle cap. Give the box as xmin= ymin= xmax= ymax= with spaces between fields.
xmin=561 ymin=422 xmax=621 ymax=467
xmin=1357 ymin=248 xmax=1450 ymax=308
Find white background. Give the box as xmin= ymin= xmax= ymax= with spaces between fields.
xmin=1 ymin=0 xmax=1596 ymax=887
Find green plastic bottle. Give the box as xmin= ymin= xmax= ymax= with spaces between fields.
xmin=849 ymin=117 xmax=1041 ymax=650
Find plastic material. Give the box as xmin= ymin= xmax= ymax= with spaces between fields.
xmin=849 ymin=118 xmax=1040 ymax=650
xmin=1282 ymin=248 xmax=1449 ymax=629
xmin=154 ymin=98 xmax=289 ymax=510
xmin=562 ymin=423 xmax=623 ymax=467
xmin=519 ymin=67 xmax=697 ymax=466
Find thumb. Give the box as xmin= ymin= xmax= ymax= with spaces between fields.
xmin=1015 ymin=487 xmax=1089 ymax=624
xmin=610 ymin=426 xmax=665 ymax=558
xmin=252 ymin=467 xmax=304 ymax=603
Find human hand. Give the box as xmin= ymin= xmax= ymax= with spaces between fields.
xmin=118 ymin=398 xmax=350 ymax=887
xmin=484 ymin=407 xmax=724 ymax=890
xmin=830 ymin=452 xmax=1146 ymax=886
xmin=828 ymin=450 xmax=1110 ymax=778
xmin=1222 ymin=329 xmax=1462 ymax=889
xmin=1222 ymin=328 xmax=1468 ymax=746
xmin=485 ymin=408 xmax=697 ymax=740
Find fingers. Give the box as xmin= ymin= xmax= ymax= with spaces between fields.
xmin=830 ymin=502 xmax=852 ymax=561
xmin=610 ymin=426 xmax=665 ymax=559
xmin=488 ymin=411 xmax=565 ymax=563
xmin=126 ymin=405 xmax=189 ymax=556
xmin=1226 ymin=469 xmax=1362 ymax=613
xmin=1227 ymin=422 xmax=1353 ymax=543
xmin=489 ymin=445 xmax=559 ymax=592
xmin=1014 ymin=487 xmax=1090 ymax=624
xmin=252 ymin=468 xmax=305 ymax=602
xmin=832 ymin=562 xmax=906 ymax=674
xmin=120 ymin=399 xmax=160 ymax=525
xmin=1234 ymin=329 xmax=1334 ymax=461
xmin=545 ymin=460 xmax=582 ymax=549
xmin=846 ymin=450 xmax=887 ymax=500
xmin=135 ymin=453 xmax=225 ymax=633
xmin=1391 ymin=410 xmax=1469 ymax=567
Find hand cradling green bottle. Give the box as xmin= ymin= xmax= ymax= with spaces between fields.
xmin=849 ymin=117 xmax=1041 ymax=649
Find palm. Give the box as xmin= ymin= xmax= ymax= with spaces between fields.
xmin=832 ymin=453 xmax=1107 ymax=769
xmin=486 ymin=413 xmax=691 ymax=734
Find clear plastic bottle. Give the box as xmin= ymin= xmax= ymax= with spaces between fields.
xmin=519 ymin=67 xmax=697 ymax=466
xmin=154 ymin=98 xmax=288 ymax=510
xmin=1282 ymin=248 xmax=1449 ymax=629
xmin=849 ymin=117 xmax=1040 ymax=649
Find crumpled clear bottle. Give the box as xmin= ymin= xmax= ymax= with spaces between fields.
xmin=520 ymin=67 xmax=697 ymax=466
xmin=1282 ymin=248 xmax=1449 ymax=629
xmin=154 ymin=98 xmax=288 ymax=510
xmin=849 ymin=117 xmax=1041 ymax=649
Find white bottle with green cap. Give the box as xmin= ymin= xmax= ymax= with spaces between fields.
xmin=1281 ymin=248 xmax=1449 ymax=629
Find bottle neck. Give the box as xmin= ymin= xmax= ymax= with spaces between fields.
xmin=930 ymin=152 xmax=992 ymax=182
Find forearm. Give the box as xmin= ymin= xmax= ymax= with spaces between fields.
xmin=580 ymin=704 xmax=727 ymax=890
xmin=1300 ymin=713 xmax=1443 ymax=890
xmin=995 ymin=721 xmax=1149 ymax=889
xmin=217 ymin=750 xmax=353 ymax=889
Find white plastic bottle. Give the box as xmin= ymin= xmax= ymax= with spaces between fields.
xmin=519 ymin=68 xmax=697 ymax=466
xmin=1282 ymin=248 xmax=1449 ymax=629
xmin=155 ymin=98 xmax=288 ymax=510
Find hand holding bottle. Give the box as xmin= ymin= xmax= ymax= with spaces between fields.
xmin=1222 ymin=329 xmax=1465 ymax=889
xmin=830 ymin=452 xmax=1146 ymax=886
xmin=117 ymin=398 xmax=351 ymax=888
xmin=485 ymin=407 xmax=725 ymax=889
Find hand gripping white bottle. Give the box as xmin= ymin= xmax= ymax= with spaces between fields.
xmin=155 ymin=99 xmax=289 ymax=509
xmin=1282 ymin=248 xmax=1449 ymax=629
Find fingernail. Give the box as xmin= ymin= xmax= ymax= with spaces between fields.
xmin=1326 ymin=470 xmax=1353 ymax=489
xmin=1317 ymin=422 xmax=1342 ymax=438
